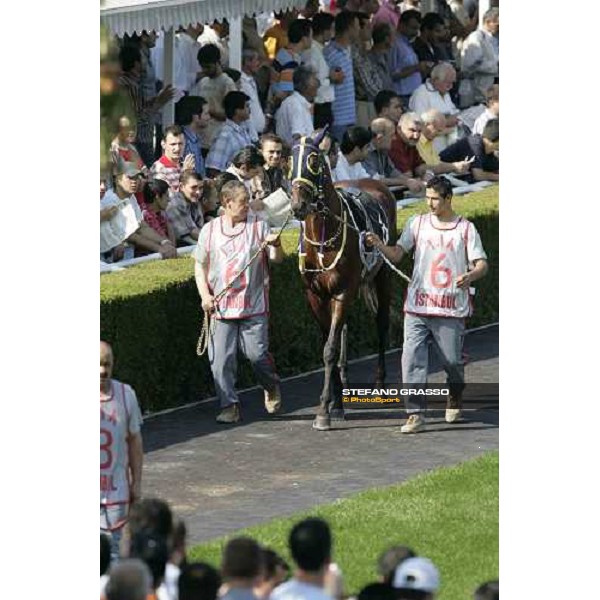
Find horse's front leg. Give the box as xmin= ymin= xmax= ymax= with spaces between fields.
xmin=313 ymin=297 xmax=347 ymax=431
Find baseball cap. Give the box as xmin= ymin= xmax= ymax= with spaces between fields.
xmin=392 ymin=557 xmax=440 ymax=593
xmin=116 ymin=161 xmax=142 ymax=177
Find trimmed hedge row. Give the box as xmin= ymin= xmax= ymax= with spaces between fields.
xmin=101 ymin=186 xmax=499 ymax=413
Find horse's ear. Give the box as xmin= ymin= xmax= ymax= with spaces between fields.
xmin=312 ymin=126 xmax=329 ymax=147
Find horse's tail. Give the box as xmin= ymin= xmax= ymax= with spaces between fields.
xmin=360 ymin=282 xmax=379 ymax=315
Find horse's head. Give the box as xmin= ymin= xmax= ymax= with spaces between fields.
xmin=290 ymin=131 xmax=329 ymax=221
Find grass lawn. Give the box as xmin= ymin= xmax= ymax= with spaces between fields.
xmin=188 ymin=451 xmax=499 ymax=600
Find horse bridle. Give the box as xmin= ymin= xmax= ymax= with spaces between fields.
xmin=291 ymin=135 xmax=329 ymax=217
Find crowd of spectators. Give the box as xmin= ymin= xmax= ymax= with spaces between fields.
xmin=100 ymin=497 xmax=499 ymax=600
xmin=101 ymin=0 xmax=499 ymax=265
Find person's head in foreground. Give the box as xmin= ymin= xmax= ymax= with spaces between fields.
xmin=254 ymin=548 xmax=290 ymax=599
xmin=392 ymin=557 xmax=440 ymax=600
xmin=220 ymin=180 xmax=251 ymax=224
xmin=359 ymin=582 xmax=397 ymax=600
xmin=473 ymin=580 xmax=499 ymax=600
xmin=105 ymin=559 xmax=153 ymax=600
xmin=178 ymin=562 xmax=222 ymax=600
xmin=377 ymin=545 xmax=416 ymax=585
xmin=221 ymin=536 xmax=264 ymax=587
xmin=290 ymin=517 xmax=332 ymax=574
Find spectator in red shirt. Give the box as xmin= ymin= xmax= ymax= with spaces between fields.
xmin=151 ymin=125 xmax=196 ymax=195
xmin=141 ymin=179 xmax=177 ymax=245
xmin=389 ymin=112 xmax=429 ymax=178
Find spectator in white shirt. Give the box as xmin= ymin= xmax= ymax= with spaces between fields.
xmin=240 ymin=49 xmax=267 ymax=135
xmin=302 ymin=13 xmax=340 ymax=130
xmin=333 ymin=126 xmax=374 ymax=186
xmin=460 ymin=8 xmax=499 ymax=106
xmin=276 ymin=65 xmax=319 ymax=146
xmin=100 ymin=163 xmax=177 ymax=261
xmin=472 ymin=84 xmax=499 ymax=135
xmin=409 ymin=62 xmax=460 ymax=153
xmin=174 ymin=24 xmax=204 ymax=97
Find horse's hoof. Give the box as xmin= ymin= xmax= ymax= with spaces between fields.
xmin=330 ymin=408 xmax=346 ymax=421
xmin=312 ymin=415 xmax=331 ymax=431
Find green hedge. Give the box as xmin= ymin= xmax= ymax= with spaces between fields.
xmin=101 ymin=186 xmax=498 ymax=413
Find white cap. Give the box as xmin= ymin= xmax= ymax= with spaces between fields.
xmin=392 ymin=557 xmax=440 ymax=593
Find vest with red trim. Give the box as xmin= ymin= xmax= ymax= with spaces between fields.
xmin=404 ymin=214 xmax=473 ymax=318
xmin=204 ymin=215 xmax=270 ymax=319
xmin=100 ymin=381 xmax=132 ymax=506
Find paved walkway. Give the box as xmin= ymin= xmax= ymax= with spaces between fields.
xmin=142 ymin=326 xmax=498 ymax=545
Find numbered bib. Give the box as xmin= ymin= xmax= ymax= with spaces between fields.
xmin=405 ymin=215 xmax=472 ymax=318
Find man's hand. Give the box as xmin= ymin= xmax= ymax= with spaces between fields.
xmin=445 ymin=114 xmax=460 ymax=128
xmin=182 ymin=154 xmax=196 ymax=172
xmin=265 ymin=232 xmax=281 ymax=246
xmin=365 ymin=232 xmax=384 ymax=250
xmin=406 ymin=178 xmax=425 ymax=194
xmin=155 ymin=84 xmax=176 ymax=108
xmin=201 ymin=294 xmax=216 ymax=312
xmin=159 ymin=242 xmax=177 ymax=259
xmin=456 ymin=272 xmax=472 ymax=289
xmin=330 ymin=68 xmax=345 ymax=84
xmin=112 ymin=244 xmax=126 ymax=262
xmin=453 ymin=156 xmax=475 ymax=174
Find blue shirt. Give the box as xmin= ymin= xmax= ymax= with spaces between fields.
xmin=205 ymin=120 xmax=254 ymax=173
xmin=323 ymin=41 xmax=356 ymax=126
xmin=389 ymin=34 xmax=422 ymax=96
xmin=272 ymin=47 xmax=300 ymax=95
xmin=183 ymin=126 xmax=205 ymax=177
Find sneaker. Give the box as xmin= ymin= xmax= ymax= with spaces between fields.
xmin=445 ymin=408 xmax=462 ymax=423
xmin=446 ymin=393 xmax=462 ymax=423
xmin=216 ymin=403 xmax=241 ymax=424
xmin=400 ymin=413 xmax=426 ymax=434
xmin=264 ymin=385 xmax=282 ymax=414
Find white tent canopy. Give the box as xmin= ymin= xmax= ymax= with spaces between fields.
xmin=101 ymin=0 xmax=301 ymax=37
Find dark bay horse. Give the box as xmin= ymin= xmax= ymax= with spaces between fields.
xmin=290 ymin=134 xmax=398 ymax=431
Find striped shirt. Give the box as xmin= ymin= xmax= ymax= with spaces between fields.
xmin=205 ymin=120 xmax=254 ymax=173
xmin=151 ymin=156 xmax=181 ymax=194
xmin=323 ymin=41 xmax=356 ymax=126
xmin=388 ymin=34 xmax=422 ymax=97
xmin=118 ymin=72 xmax=154 ymax=147
xmin=352 ymin=45 xmax=387 ymax=102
